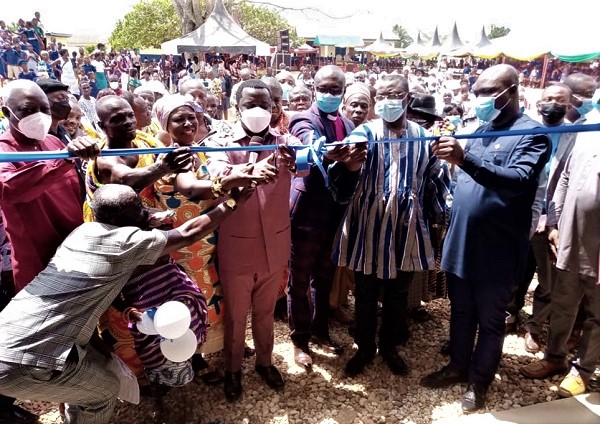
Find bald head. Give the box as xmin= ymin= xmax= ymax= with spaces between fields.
xmin=2 ymin=79 xmax=48 ymax=110
xmin=563 ymin=73 xmax=597 ymax=97
xmin=239 ymin=68 xmax=252 ymax=81
xmin=90 ymin=184 xmax=140 ymax=225
xmin=477 ymin=64 xmax=519 ymax=89
xmin=179 ymin=79 xmax=206 ymax=96
xmin=96 ymin=95 xmax=133 ymax=123
xmin=314 ymin=65 xmax=345 ymax=86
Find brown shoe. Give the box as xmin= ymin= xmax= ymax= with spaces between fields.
xmin=524 ymin=332 xmax=540 ymax=353
xmin=521 ymin=359 xmax=568 ymax=379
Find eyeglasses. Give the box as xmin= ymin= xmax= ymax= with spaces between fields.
xmin=374 ymin=92 xmax=408 ymax=102
xmin=315 ymin=86 xmax=344 ymax=96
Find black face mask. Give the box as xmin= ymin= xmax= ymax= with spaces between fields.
xmin=50 ymin=99 xmax=72 ymax=120
xmin=539 ymin=103 xmax=567 ymax=125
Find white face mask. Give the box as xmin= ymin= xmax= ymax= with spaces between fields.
xmin=375 ymin=99 xmax=405 ymax=123
xmin=110 ymin=81 xmax=119 ymax=90
xmin=8 ymin=108 xmax=52 ymax=140
xmin=241 ymin=107 xmax=272 ymax=133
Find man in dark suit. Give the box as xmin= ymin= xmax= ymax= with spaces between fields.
xmin=421 ymin=64 xmax=550 ymax=412
xmin=287 ymin=65 xmax=355 ymax=370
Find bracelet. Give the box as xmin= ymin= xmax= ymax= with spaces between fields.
xmin=211 ymin=175 xmax=232 ymax=197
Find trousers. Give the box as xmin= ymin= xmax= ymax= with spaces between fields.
xmin=0 ymin=347 xmax=119 ymax=424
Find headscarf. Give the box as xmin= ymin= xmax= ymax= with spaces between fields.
xmin=154 ymin=94 xmax=203 ymax=131
xmin=344 ymin=82 xmax=371 ymax=104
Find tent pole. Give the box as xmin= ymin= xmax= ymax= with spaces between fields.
xmin=540 ymin=54 xmax=550 ymax=89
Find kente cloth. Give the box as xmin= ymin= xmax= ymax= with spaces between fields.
xmin=124 ymin=262 xmax=208 ymax=379
xmin=154 ymin=152 xmax=224 ymax=354
xmin=83 ymin=131 xmax=161 ymax=222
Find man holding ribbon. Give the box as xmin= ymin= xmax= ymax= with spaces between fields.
xmin=422 ymin=64 xmax=550 ymax=413
xmin=329 ymin=74 xmax=450 ymax=378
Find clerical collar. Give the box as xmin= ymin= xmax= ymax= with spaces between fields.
xmin=326 ymin=114 xmax=338 ymax=121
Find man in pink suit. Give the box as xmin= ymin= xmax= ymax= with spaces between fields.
xmin=205 ymin=79 xmax=301 ymax=402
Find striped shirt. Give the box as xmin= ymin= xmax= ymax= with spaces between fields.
xmin=0 ymin=223 xmax=167 ymax=371
xmin=332 ymin=119 xmax=451 ymax=279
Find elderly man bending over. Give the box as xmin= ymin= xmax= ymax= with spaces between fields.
xmin=0 ymin=183 xmax=251 ymax=424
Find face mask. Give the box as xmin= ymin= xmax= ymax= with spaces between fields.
xmin=375 ymin=99 xmax=405 ymax=123
xmin=575 ymin=98 xmax=594 ymax=116
xmin=110 ymin=81 xmax=119 ymax=90
xmin=241 ymin=107 xmax=271 ymax=133
xmin=50 ymin=99 xmax=71 ymax=120
xmin=474 ymin=84 xmax=513 ymax=123
xmin=539 ymin=103 xmax=567 ymax=125
xmin=315 ymin=92 xmax=343 ymax=113
xmin=449 ymin=115 xmax=462 ymax=126
xmin=8 ymin=108 xmax=52 ymax=140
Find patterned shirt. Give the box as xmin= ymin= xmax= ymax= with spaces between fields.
xmin=332 ymin=119 xmax=451 ymax=279
xmin=0 ymin=223 xmax=167 ymax=371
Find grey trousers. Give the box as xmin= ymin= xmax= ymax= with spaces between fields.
xmin=0 ymin=347 xmax=119 ymax=424
xmin=525 ymin=231 xmax=557 ymax=335
xmin=546 ymin=269 xmax=600 ymax=379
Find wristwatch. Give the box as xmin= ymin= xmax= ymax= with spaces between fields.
xmin=225 ymin=198 xmax=237 ymax=210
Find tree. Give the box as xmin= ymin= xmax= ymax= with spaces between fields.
xmin=488 ymin=24 xmax=510 ymax=40
xmin=170 ymin=0 xmax=298 ymax=47
xmin=109 ymin=0 xmax=180 ymax=50
xmin=392 ymin=24 xmax=413 ymax=48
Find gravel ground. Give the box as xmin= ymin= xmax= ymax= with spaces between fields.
xmin=23 ymin=283 xmax=563 ymax=424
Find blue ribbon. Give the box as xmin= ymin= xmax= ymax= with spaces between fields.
xmin=295 ymin=132 xmax=329 ymax=186
xmin=1 ymin=124 xmax=599 ymax=180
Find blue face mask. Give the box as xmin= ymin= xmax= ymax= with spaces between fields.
xmin=474 ymin=84 xmax=514 ymax=123
xmin=375 ymin=99 xmax=405 ymax=123
xmin=315 ymin=92 xmax=343 ymax=113
xmin=449 ymin=115 xmax=462 ymax=126
xmin=575 ymin=98 xmax=594 ymax=116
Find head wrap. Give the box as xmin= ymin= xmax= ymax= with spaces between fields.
xmin=154 ymin=94 xmax=203 ymax=131
xmin=344 ymin=82 xmax=371 ymax=104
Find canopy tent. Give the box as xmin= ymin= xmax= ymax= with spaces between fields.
xmin=474 ymin=26 xmax=492 ymax=48
xmin=403 ymin=30 xmax=426 ymax=57
xmin=419 ymin=26 xmax=442 ymax=59
xmin=358 ymin=32 xmax=403 ymax=57
xmin=312 ymin=35 xmax=364 ymax=48
xmin=440 ymin=22 xmax=469 ymax=56
xmin=291 ymin=43 xmax=319 ymax=54
xmin=551 ymin=37 xmax=600 ymax=62
xmin=161 ymin=0 xmax=270 ymax=56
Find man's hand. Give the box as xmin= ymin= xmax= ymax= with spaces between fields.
xmin=67 ymin=136 xmax=101 ymax=161
xmin=324 ymin=144 xmax=351 ymax=162
xmin=276 ymin=144 xmax=296 ymax=171
xmin=548 ymin=227 xmax=559 ymax=263
xmin=343 ymin=143 xmax=368 ymax=171
xmin=155 ymin=147 xmax=194 ymax=174
xmin=431 ymin=136 xmax=466 ymax=165
xmin=251 ymin=154 xmax=278 ymax=183
xmin=221 ymin=164 xmax=265 ymax=189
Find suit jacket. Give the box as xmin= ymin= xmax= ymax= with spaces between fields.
xmin=288 ymin=103 xmax=354 ymax=228
xmin=442 ymin=114 xmax=551 ymax=285
xmin=205 ymin=123 xmax=301 ymax=275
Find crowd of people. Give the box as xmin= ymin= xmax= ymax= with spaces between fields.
xmin=0 ymin=11 xmax=599 ymax=424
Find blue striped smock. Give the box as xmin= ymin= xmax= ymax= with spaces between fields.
xmin=333 ymin=119 xmax=451 ymax=279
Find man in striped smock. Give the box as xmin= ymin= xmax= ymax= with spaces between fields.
xmin=329 ymin=74 xmax=451 ymax=377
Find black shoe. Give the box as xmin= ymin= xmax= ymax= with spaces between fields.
xmin=440 ymin=340 xmax=450 ymax=356
xmin=255 ymin=365 xmax=285 ymax=390
xmin=310 ymin=336 xmax=344 ymax=355
xmin=379 ymin=349 xmax=409 ymax=376
xmin=420 ymin=364 xmax=468 ymax=388
xmin=345 ymin=349 xmax=375 ymax=377
xmin=223 ymin=370 xmax=242 ymax=402
xmin=0 ymin=405 xmax=39 ymax=424
xmin=462 ymin=383 xmax=488 ymax=413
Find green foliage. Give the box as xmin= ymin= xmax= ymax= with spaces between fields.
xmin=489 ymin=24 xmax=511 ymax=40
xmin=392 ymin=24 xmax=413 ymax=48
xmin=234 ymin=1 xmax=299 ymax=47
xmin=84 ymin=44 xmax=96 ymax=54
xmin=109 ymin=0 xmax=180 ymax=50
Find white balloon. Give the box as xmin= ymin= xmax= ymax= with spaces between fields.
xmin=136 ymin=310 xmax=158 ymax=335
xmin=160 ymin=329 xmax=197 ymax=362
xmin=154 ymin=301 xmax=191 ymax=339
